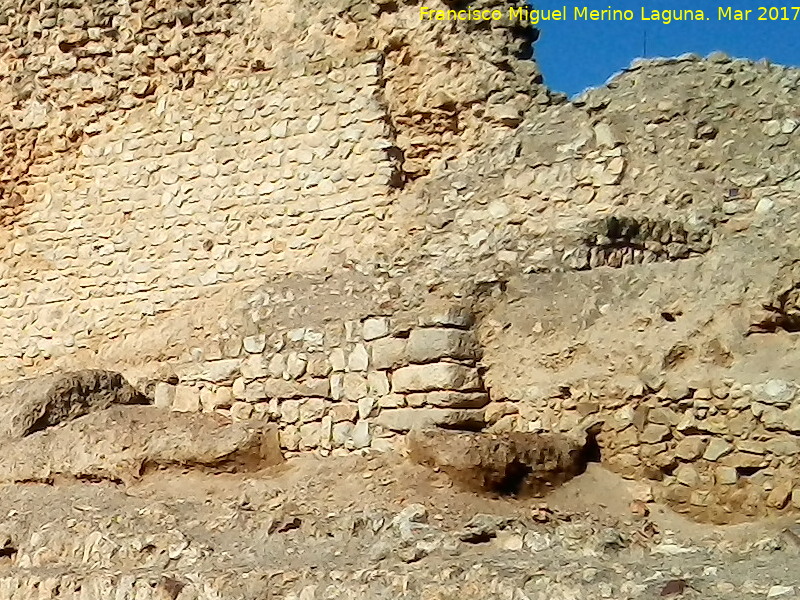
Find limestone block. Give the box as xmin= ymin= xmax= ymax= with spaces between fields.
xmin=243 ymin=334 xmax=266 ymax=354
xmin=299 ymin=422 xmax=321 ymax=450
xmin=417 ymin=307 xmax=474 ymax=329
xmin=332 ymin=421 xmax=354 ymax=448
xmin=197 ymin=359 xmax=241 ymax=382
xmin=348 ymin=344 xmax=369 ymax=371
xmin=374 ymin=408 xmax=486 ymax=432
xmin=280 ymin=400 xmax=300 ymax=424
xmin=715 ymin=466 xmax=738 ymax=485
xmin=406 ymin=393 xmax=427 ymax=408
xmin=307 ymin=355 xmax=332 ymax=378
xmin=378 ymin=394 xmax=406 ymax=408
xmin=369 ymin=337 xmax=406 ymax=370
xmin=703 ymin=438 xmax=732 ymax=461
xmin=349 ymin=420 xmax=372 ymax=449
xmin=299 ymin=398 xmax=327 ymax=423
xmin=358 ymin=397 xmax=378 ymax=420
xmin=212 ymin=387 xmax=233 ymax=410
xmin=241 ymin=355 xmax=268 ymax=380
xmin=262 ymin=378 xmax=329 ymax=399
xmin=766 ymin=480 xmax=793 ymax=509
xmin=231 ymin=401 xmax=253 ymax=421
xmin=243 ymin=381 xmax=267 ymax=402
xmin=232 ymin=377 xmax=246 ymax=399
xmin=674 ymin=463 xmax=700 ymax=487
xmin=286 ymin=352 xmax=307 ymax=379
xmin=268 ymin=353 xmax=285 ymax=378
xmin=367 ymin=371 xmax=390 ymax=396
xmin=343 ymin=373 xmax=369 ymax=400
xmin=362 ymin=317 xmax=389 ymax=341
xmin=329 ymin=348 xmax=347 ymax=371
xmin=391 ymin=363 xmax=482 ymax=393
xmin=320 ymin=416 xmax=333 ymax=450
xmin=331 ymin=373 xmax=344 ymax=400
xmin=406 ymin=328 xmax=479 ymax=364
xmin=674 ymin=436 xmax=707 ymax=461
xmin=280 ymin=425 xmax=300 ymax=451
xmin=640 ymin=424 xmax=671 ymax=443
xmin=154 ymin=382 xmax=175 ymax=409
xmin=173 ymin=385 xmax=200 ymax=412
xmin=418 ymin=391 xmax=490 ymax=409
xmin=331 ymin=403 xmax=358 ymax=423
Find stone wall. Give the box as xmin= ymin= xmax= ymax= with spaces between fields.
xmin=1 ymin=0 xmax=800 ymax=525
xmin=150 ymin=305 xmax=488 ymax=455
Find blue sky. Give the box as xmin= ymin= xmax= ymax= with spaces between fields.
xmin=534 ymin=0 xmax=800 ymax=96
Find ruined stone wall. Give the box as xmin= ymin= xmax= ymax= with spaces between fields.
xmin=2 ymin=0 xmax=800 ymax=524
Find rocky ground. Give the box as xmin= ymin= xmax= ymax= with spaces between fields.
xmin=2 ymin=450 xmax=800 ymax=600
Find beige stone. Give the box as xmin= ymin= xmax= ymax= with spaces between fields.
xmin=391 ymin=363 xmax=482 ymax=393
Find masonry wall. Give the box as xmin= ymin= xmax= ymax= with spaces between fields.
xmin=0 ymin=55 xmax=400 ymax=380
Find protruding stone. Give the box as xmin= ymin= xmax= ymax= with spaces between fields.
xmin=392 ymin=363 xmax=482 ymax=393
xmin=172 ymin=385 xmax=200 ymax=412
xmin=243 ymin=334 xmax=266 ymax=354
xmin=703 ymin=438 xmax=732 ymax=461
xmin=154 ymin=382 xmax=176 ymax=409
xmin=374 ymin=408 xmax=485 ymax=432
xmin=369 ymin=337 xmax=406 ymax=370
xmin=348 ymin=344 xmax=370 ymax=371
xmin=362 ymin=317 xmax=390 ymax=341
xmin=406 ymin=328 xmax=478 ymax=364
xmin=329 ymin=348 xmax=347 ymax=372
xmin=674 ymin=436 xmax=707 ymax=461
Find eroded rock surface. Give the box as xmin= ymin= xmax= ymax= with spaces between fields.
xmin=0 ymin=405 xmax=282 ymax=484
xmin=0 ymin=370 xmax=148 ymax=441
xmin=407 ymin=428 xmax=586 ymax=495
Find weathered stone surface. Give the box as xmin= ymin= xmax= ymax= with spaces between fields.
xmin=375 ymin=408 xmax=486 ymax=432
xmin=262 ymin=378 xmax=330 ymax=400
xmin=391 ymin=363 xmax=482 ymax=393
xmin=0 ymin=406 xmax=282 ymax=483
xmin=370 ymin=338 xmax=406 ymax=370
xmin=0 ymin=371 xmax=148 ymax=441
xmin=674 ymin=436 xmax=707 ymax=461
xmin=362 ymin=317 xmax=390 ymax=341
xmin=407 ymin=429 xmax=586 ymax=495
xmin=424 ymin=391 xmax=490 ymax=409
xmin=405 ymin=328 xmax=479 ymax=364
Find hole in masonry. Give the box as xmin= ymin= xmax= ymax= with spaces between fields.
xmin=661 ymin=311 xmax=677 ymax=322
xmin=579 ymin=432 xmax=602 ymax=465
xmin=736 ymin=466 xmax=763 ymax=478
xmin=492 ymin=459 xmax=533 ymax=496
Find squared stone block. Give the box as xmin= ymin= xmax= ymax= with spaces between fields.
xmin=406 ymin=328 xmax=478 ymax=364
xmin=391 ymin=363 xmax=482 ymax=393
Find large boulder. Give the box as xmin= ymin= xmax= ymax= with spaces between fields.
xmin=407 ymin=429 xmax=587 ymax=496
xmin=0 ymin=370 xmax=149 ymax=442
xmin=0 ymin=405 xmax=283 ymax=484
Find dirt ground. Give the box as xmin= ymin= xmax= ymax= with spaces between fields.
xmin=1 ymin=451 xmax=799 ymax=599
